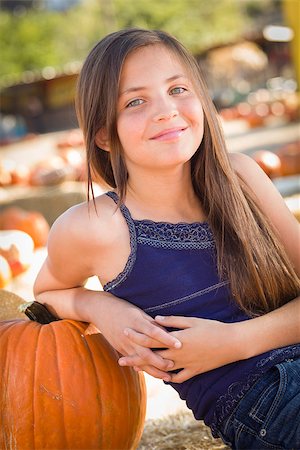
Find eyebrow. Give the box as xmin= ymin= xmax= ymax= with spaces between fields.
xmin=119 ymin=74 xmax=187 ymax=97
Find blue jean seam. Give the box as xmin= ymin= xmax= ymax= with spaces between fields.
xmin=263 ymin=364 xmax=287 ymax=430
xmin=249 ymin=380 xmax=279 ymax=423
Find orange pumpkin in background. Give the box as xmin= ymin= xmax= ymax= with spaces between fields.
xmin=252 ymin=150 xmax=282 ymax=179
xmin=0 ymin=207 xmax=50 ymax=248
xmin=278 ymin=141 xmax=300 ymax=176
xmin=0 ymin=301 xmax=146 ymax=450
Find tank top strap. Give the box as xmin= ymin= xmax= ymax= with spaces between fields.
xmin=105 ymin=191 xmax=135 ymax=224
xmin=105 ymin=191 xmax=137 ymax=291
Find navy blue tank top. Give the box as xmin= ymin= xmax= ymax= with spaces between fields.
xmin=104 ymin=191 xmax=300 ymax=435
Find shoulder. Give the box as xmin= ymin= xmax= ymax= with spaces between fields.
xmin=34 ymin=192 xmax=130 ymax=291
xmin=228 ymin=151 xmax=277 ymax=197
xmin=229 ymin=152 xmax=300 ymax=273
xmin=229 ymin=151 xmax=261 ymax=180
xmin=47 ymin=192 xmax=122 ymax=266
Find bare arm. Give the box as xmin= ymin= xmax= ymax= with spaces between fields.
xmin=34 ymin=202 xmax=181 ymax=380
xmin=226 ymin=152 xmax=300 ymax=355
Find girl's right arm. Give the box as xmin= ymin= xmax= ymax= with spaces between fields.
xmin=33 ymin=203 xmax=180 ymax=380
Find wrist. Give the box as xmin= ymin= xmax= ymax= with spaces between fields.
xmin=81 ymin=290 xmax=114 ymax=324
xmin=230 ymin=320 xmax=256 ymax=361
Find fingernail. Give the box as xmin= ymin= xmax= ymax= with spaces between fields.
xmin=174 ymin=341 xmax=182 ymax=348
xmin=118 ymin=359 xmax=125 ymax=366
xmin=167 ymin=362 xmax=174 ymax=369
xmin=163 ymin=376 xmax=170 ymax=382
xmin=155 ymin=315 xmax=164 ymax=321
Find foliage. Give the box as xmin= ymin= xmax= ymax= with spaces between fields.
xmin=113 ymin=0 xmax=244 ymax=54
xmin=0 ymin=0 xmax=266 ymax=86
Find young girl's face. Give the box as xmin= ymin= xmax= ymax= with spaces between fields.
xmin=116 ymin=44 xmax=204 ymax=175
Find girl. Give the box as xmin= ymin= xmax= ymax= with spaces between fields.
xmin=34 ymin=29 xmax=300 ymax=449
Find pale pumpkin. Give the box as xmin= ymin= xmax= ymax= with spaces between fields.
xmin=0 ymin=230 xmax=34 ymax=276
xmin=0 ymin=305 xmax=147 ymax=450
xmin=0 ymin=255 xmax=12 ymax=288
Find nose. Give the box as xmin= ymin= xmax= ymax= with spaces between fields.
xmin=152 ymin=98 xmax=179 ymax=122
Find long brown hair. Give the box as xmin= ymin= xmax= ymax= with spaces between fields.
xmin=76 ymin=28 xmax=299 ymax=316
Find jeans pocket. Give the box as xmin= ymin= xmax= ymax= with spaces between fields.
xmin=248 ymin=379 xmax=283 ymax=426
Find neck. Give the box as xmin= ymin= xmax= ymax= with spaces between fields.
xmin=124 ymin=164 xmax=205 ymax=223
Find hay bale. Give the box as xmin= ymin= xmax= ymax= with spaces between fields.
xmin=0 ymin=290 xmax=28 ymax=321
xmin=138 ymin=410 xmax=229 ymax=450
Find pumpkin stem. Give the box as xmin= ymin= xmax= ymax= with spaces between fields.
xmin=22 ymin=301 xmax=60 ymax=324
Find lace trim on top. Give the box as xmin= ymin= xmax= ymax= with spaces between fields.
xmin=135 ymin=219 xmax=215 ymax=250
xmin=210 ymin=345 xmax=300 ymax=437
xmin=103 ymin=191 xmax=215 ymax=290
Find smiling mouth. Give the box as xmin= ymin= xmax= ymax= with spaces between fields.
xmin=150 ymin=127 xmax=187 ymax=141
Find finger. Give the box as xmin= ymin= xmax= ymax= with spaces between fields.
xmin=141 ymin=322 xmax=182 ymax=349
xmin=154 ymin=348 xmax=173 ymax=359
xmin=135 ymin=365 xmax=172 ymax=382
xmin=135 ymin=346 xmax=175 ymax=371
xmin=155 ymin=315 xmax=195 ymax=329
xmin=168 ymin=369 xmax=193 ymax=383
xmin=124 ymin=328 xmax=169 ymax=349
xmin=119 ymin=353 xmax=174 ymax=371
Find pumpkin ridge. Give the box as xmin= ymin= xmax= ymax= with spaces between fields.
xmin=16 ymin=321 xmax=38 ymax=449
xmin=0 ymin=321 xmax=15 ymax=449
xmin=2 ymin=321 xmax=35 ymax=449
xmin=32 ymin=321 xmax=42 ymax=450
xmin=48 ymin=321 xmax=69 ymax=449
xmin=64 ymin=320 xmax=104 ymax=448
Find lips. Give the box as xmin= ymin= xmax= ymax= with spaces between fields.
xmin=150 ymin=127 xmax=187 ymax=141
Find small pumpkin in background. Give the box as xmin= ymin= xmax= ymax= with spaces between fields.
xmin=277 ymin=141 xmax=300 ymax=176
xmin=252 ymin=150 xmax=282 ymax=179
xmin=0 ymin=206 xmax=50 ymax=248
xmin=29 ymin=155 xmax=76 ymax=186
xmin=0 ymin=300 xmax=147 ymax=450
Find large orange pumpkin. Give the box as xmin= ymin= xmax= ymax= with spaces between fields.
xmin=0 ymin=304 xmax=146 ymax=450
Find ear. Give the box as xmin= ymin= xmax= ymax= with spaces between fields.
xmin=95 ymin=128 xmax=110 ymax=152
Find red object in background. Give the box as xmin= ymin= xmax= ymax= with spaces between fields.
xmin=277 ymin=141 xmax=300 ymax=176
xmin=10 ymin=164 xmax=31 ymax=186
xmin=0 ymin=207 xmax=50 ymax=248
xmin=252 ymin=150 xmax=282 ymax=178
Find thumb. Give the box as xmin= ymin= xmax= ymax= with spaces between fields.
xmin=154 ymin=315 xmax=194 ymax=329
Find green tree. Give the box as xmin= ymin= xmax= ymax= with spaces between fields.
xmin=0 ymin=0 xmax=258 ymax=87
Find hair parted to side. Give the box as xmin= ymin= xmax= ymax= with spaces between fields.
xmin=76 ymin=28 xmax=299 ymax=316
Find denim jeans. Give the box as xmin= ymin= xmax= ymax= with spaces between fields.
xmin=216 ymin=358 xmax=300 ymax=449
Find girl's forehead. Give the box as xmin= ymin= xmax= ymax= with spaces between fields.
xmin=119 ymin=44 xmax=191 ymax=87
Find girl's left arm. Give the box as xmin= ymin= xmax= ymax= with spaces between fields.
xmin=222 ymin=152 xmax=300 ymax=355
xmin=119 ymin=153 xmax=300 ymax=382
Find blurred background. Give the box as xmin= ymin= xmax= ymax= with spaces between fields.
xmin=0 ymin=0 xmax=299 ymax=136
xmin=0 ymin=0 xmax=299 ymax=295
xmin=0 ymin=0 xmax=299 ymax=429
